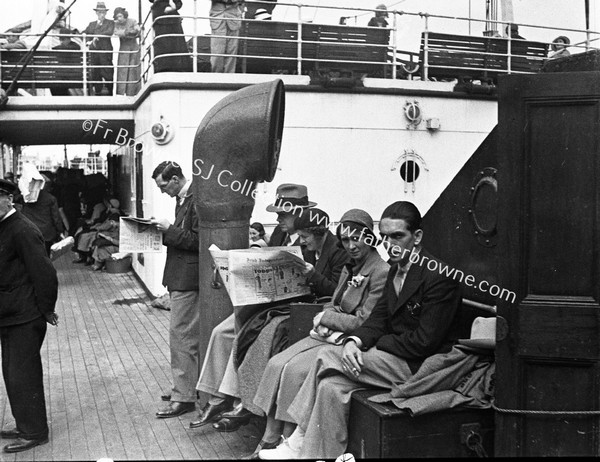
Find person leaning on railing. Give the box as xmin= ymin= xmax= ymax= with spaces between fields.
xmin=0 ymin=34 xmax=27 ymax=50
xmin=113 ymin=7 xmax=141 ymax=95
xmin=82 ymin=2 xmax=115 ymax=95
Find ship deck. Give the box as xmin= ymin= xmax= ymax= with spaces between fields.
xmin=0 ymin=253 xmax=263 ymax=461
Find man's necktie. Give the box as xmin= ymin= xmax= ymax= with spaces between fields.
xmin=393 ymin=265 xmax=408 ymax=295
xmin=282 ymin=233 xmax=291 ymax=246
xmin=175 ymin=196 xmax=181 ymax=214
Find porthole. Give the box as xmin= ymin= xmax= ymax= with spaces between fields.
xmin=399 ymin=160 xmax=420 ymax=182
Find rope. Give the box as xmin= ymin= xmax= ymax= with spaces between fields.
xmin=492 ymin=400 xmax=600 ymax=416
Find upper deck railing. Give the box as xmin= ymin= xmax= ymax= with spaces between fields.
xmin=1 ymin=0 xmax=598 ymax=97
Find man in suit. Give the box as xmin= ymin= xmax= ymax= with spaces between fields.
xmin=190 ymin=183 xmax=317 ymax=428
xmin=259 ymin=201 xmax=463 ymax=459
xmin=83 ymin=2 xmax=115 ymax=95
xmin=151 ymin=161 xmax=200 ymax=418
xmin=209 ymin=0 xmax=243 ymax=73
xmin=0 ymin=179 xmax=58 ymax=454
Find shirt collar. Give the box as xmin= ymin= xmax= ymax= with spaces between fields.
xmin=178 ymin=180 xmax=190 ymax=201
xmin=0 ymin=208 xmax=16 ymax=223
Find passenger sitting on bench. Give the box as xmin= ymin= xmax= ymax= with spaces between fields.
xmin=0 ymin=34 xmax=27 ymax=50
xmin=258 ymin=201 xmax=463 ymax=460
xmin=249 ymin=208 xmax=389 ymax=459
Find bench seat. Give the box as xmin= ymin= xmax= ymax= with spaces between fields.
xmin=420 ymin=31 xmax=548 ymax=83
xmin=1 ymin=49 xmax=87 ymax=91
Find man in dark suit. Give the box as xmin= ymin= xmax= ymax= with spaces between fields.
xmin=83 ymin=2 xmax=115 ymax=95
xmin=151 ymin=161 xmax=200 ymax=418
xmin=190 ymin=183 xmax=319 ymax=429
xmin=259 ymin=201 xmax=463 ymax=460
xmin=0 ymin=179 xmax=58 ymax=454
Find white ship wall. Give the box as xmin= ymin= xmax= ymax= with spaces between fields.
xmin=132 ymin=76 xmax=497 ymax=295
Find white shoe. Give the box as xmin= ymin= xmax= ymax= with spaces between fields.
xmin=258 ymin=437 xmax=300 ymax=460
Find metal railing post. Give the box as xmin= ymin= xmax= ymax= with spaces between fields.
xmin=82 ymin=33 xmax=88 ymax=96
xmin=296 ymin=3 xmax=303 ymax=75
xmin=423 ymin=14 xmax=429 ymax=80
xmin=391 ymin=10 xmax=398 ymax=79
xmin=193 ymin=0 xmax=198 ymax=73
xmin=507 ymin=31 xmax=512 ymax=74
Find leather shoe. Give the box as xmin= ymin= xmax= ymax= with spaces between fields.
xmin=220 ymin=405 xmax=253 ymax=420
xmin=189 ymin=401 xmax=232 ymax=428
xmin=0 ymin=427 xmax=21 ymax=439
xmin=213 ymin=411 xmax=252 ymax=432
xmin=156 ymin=401 xmax=195 ymax=419
xmin=3 ymin=437 xmax=49 ymax=453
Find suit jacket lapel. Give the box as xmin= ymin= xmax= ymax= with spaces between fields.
xmin=174 ymin=194 xmax=192 ymax=227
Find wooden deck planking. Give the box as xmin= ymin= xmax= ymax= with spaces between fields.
xmin=0 ymin=252 xmax=261 ymax=460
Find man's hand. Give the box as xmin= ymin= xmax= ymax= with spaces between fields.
xmin=150 ymin=218 xmax=171 ymax=232
xmin=44 ymin=312 xmax=59 ymax=326
xmin=342 ymin=340 xmax=363 ymax=378
xmin=292 ymin=260 xmax=315 ymax=278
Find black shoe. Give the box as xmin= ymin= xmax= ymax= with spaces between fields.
xmin=212 ymin=414 xmax=252 ymax=432
xmin=189 ymin=401 xmax=232 ymax=428
xmin=3 ymin=437 xmax=49 ymax=453
xmin=156 ymin=401 xmax=195 ymax=419
xmin=0 ymin=427 xmax=21 ymax=439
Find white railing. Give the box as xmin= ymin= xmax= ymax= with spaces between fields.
xmin=1 ymin=0 xmax=598 ymax=97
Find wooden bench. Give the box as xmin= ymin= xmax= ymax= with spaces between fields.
xmin=238 ymin=21 xmax=390 ymax=78
xmin=420 ymin=31 xmax=548 ymax=83
xmin=0 ymin=49 xmax=87 ymax=92
xmin=346 ymin=300 xmax=497 ymax=458
xmin=239 ymin=20 xmax=318 ymax=75
xmin=312 ymin=24 xmax=390 ymax=78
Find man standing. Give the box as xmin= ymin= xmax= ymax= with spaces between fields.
xmin=209 ymin=0 xmax=243 ymax=73
xmin=0 ymin=179 xmax=58 ymax=454
xmin=83 ymin=2 xmax=115 ymax=95
xmin=151 ymin=161 xmax=200 ymax=418
xmin=259 ymin=201 xmax=463 ymax=459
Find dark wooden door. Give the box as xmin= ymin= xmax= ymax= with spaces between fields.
xmin=496 ymin=71 xmax=600 ymax=456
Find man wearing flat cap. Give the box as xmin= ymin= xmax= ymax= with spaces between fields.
xmin=0 ymin=179 xmax=58 ymax=454
xmin=83 ymin=2 xmax=115 ymax=95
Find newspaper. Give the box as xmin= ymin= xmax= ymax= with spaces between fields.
xmin=209 ymin=244 xmax=311 ymax=306
xmin=119 ymin=217 xmax=163 ymax=253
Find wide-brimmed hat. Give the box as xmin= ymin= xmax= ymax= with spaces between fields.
xmin=458 ymin=317 xmax=496 ymax=349
xmin=295 ymin=207 xmax=329 ymax=231
xmin=94 ymin=2 xmax=109 ymax=11
xmin=551 ymin=35 xmax=570 ymax=51
xmin=266 ymin=183 xmax=317 ymax=213
xmin=0 ymin=178 xmax=17 ymax=195
xmin=336 ymin=209 xmax=376 ymax=241
xmin=254 ymin=8 xmax=272 ymax=20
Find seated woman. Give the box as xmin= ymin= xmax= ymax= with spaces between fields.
xmin=90 ymin=201 xmax=123 ymax=271
xmin=197 ymin=206 xmax=349 ymax=433
xmin=249 ymin=221 xmax=269 ymax=248
xmin=249 ymin=209 xmax=389 ymax=458
xmin=73 ymin=198 xmax=121 ymax=265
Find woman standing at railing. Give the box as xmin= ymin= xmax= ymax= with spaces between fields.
xmin=149 ymin=0 xmax=192 ymax=72
xmin=114 ymin=7 xmax=141 ymax=95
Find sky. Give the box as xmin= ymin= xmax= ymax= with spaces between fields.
xmin=2 ymin=0 xmax=597 ymax=162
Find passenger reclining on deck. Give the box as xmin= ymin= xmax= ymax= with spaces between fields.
xmin=189 ymin=184 xmax=348 ymax=432
xmin=258 ymin=200 xmax=463 ymax=460
xmin=72 ymin=198 xmax=121 ymax=265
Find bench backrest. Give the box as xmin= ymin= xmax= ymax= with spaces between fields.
xmin=420 ymin=31 xmax=548 ymax=81
xmin=0 ymin=49 xmax=86 ymax=88
xmin=239 ymin=21 xmax=390 ymax=76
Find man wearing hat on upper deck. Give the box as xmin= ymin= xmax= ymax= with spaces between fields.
xmin=368 ymin=4 xmax=389 ymax=28
xmin=83 ymin=2 xmax=115 ymax=95
xmin=190 ymin=183 xmax=319 ymax=429
xmin=0 ymin=179 xmax=58 ymax=454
